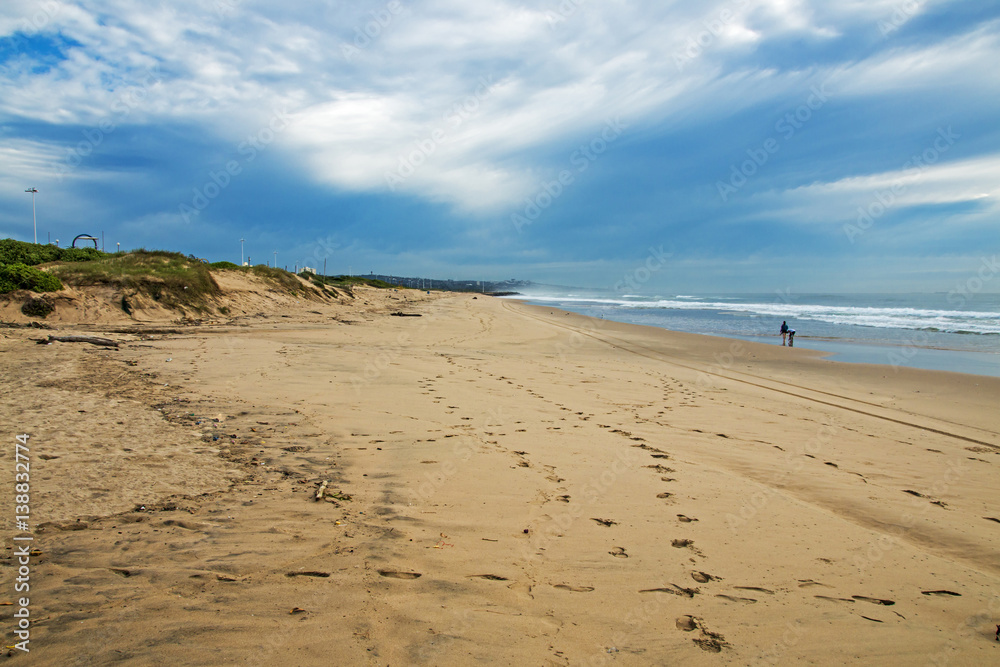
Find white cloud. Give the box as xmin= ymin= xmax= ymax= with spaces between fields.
xmin=752 ymin=152 xmax=1000 ymax=228
xmin=2 ymin=0 xmax=999 ymax=218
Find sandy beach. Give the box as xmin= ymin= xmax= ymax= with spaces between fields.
xmin=3 ymin=288 xmax=999 ymax=665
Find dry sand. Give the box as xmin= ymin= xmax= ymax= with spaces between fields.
xmin=2 ymin=286 xmax=999 ymax=665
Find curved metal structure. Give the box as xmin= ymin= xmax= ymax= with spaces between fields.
xmin=72 ymin=234 xmax=99 ymax=249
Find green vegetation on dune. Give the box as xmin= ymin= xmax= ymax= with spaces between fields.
xmin=0 ymin=239 xmax=78 ymax=294
xmin=243 ymin=264 xmax=304 ymax=291
xmin=0 ymin=263 xmax=63 ymax=294
xmin=1 ymin=239 xmax=405 ymax=304
xmin=310 ymin=274 xmax=401 ymax=289
xmin=47 ymin=250 xmax=221 ymax=302
xmin=0 ymin=238 xmax=109 ymax=266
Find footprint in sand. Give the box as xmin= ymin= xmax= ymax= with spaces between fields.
xmin=677 ymin=515 xmax=698 ymax=523
xmin=469 ymin=574 xmax=509 ymax=581
xmin=640 ymin=584 xmax=698 ymax=598
xmin=671 ymin=539 xmax=694 ymax=548
xmin=554 ymin=584 xmax=594 ymax=592
xmin=852 ymin=595 xmax=894 ymax=606
xmin=591 ymin=518 xmax=617 ymax=527
xmin=735 ymin=586 xmax=774 ymax=594
xmin=921 ymin=590 xmax=961 ymax=597
xmin=691 ymin=571 xmax=717 ymax=583
xmin=377 ymin=570 xmax=422 ymax=580
xmin=716 ymin=594 xmax=757 ymax=603
xmin=609 ymin=546 xmax=629 ymax=558
xmin=676 ymin=615 xmax=697 ymax=632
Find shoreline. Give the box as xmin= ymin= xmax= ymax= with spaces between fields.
xmin=506 ymin=297 xmax=1000 ymax=379
xmin=4 ymin=290 xmax=999 ymax=664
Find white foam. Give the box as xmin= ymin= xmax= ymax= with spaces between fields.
xmin=518 ymin=295 xmax=1000 ymax=335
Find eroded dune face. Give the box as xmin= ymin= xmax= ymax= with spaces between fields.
xmin=1 ymin=269 xmax=339 ymax=325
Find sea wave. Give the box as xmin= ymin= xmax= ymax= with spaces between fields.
xmin=514 ymin=295 xmax=1000 ymax=335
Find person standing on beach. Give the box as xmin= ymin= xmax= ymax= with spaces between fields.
xmin=780 ymin=321 xmax=789 ymax=346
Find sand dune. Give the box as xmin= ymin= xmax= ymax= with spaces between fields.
xmin=2 ymin=290 xmax=998 ymax=665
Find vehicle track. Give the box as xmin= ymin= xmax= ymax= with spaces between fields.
xmin=502 ymin=301 xmax=1000 ymax=449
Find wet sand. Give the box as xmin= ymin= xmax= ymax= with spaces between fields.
xmin=2 ymin=289 xmax=999 ymax=665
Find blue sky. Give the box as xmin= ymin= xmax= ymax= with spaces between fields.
xmin=1 ymin=0 xmax=998 ymax=293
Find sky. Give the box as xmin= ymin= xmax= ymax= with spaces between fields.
xmin=0 ymin=0 xmax=998 ymax=293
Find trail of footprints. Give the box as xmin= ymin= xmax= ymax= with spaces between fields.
xmin=407 ymin=359 xmax=949 ymax=655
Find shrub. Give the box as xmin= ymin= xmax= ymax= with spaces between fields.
xmin=0 ymin=239 xmax=61 ymax=266
xmin=210 ymin=261 xmax=240 ymax=269
xmin=0 ymin=239 xmax=111 ymax=266
xmin=21 ymin=297 xmax=54 ymax=318
xmin=0 ymin=263 xmax=63 ymax=294
xmin=60 ymin=247 xmax=106 ymax=262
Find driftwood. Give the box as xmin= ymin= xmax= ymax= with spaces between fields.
xmin=315 ymin=480 xmax=329 ymax=502
xmin=38 ymin=335 xmax=119 ymax=348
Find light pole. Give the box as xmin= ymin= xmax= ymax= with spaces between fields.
xmin=240 ymin=238 xmax=245 ymax=266
xmin=24 ymin=188 xmax=38 ymax=244
xmin=273 ymin=250 xmax=277 ymax=269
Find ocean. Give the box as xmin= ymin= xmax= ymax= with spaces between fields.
xmin=506 ymin=288 xmax=1000 ymax=378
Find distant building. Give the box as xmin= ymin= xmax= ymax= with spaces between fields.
xmin=301 ymin=266 xmax=317 ymax=274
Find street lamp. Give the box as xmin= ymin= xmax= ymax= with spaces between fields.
xmin=240 ymin=238 xmax=245 ymax=266
xmin=273 ymin=250 xmax=277 ymax=269
xmin=24 ymin=188 xmax=38 ymax=244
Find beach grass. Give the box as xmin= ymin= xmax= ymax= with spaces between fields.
xmin=311 ymin=274 xmax=402 ymax=290
xmin=47 ymin=250 xmax=221 ymax=302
